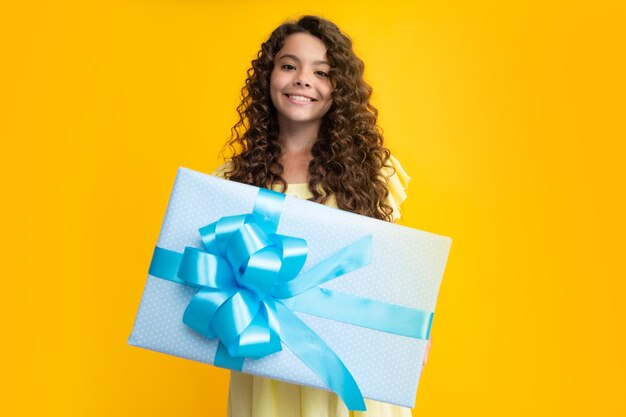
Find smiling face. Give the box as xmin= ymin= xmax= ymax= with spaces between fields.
xmin=270 ymin=32 xmax=334 ymax=131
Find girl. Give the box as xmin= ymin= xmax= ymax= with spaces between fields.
xmin=213 ymin=15 xmax=428 ymax=417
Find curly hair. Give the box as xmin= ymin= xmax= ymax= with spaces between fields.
xmin=224 ymin=15 xmax=394 ymax=222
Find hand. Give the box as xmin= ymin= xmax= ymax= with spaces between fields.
xmin=422 ymin=337 xmax=432 ymax=368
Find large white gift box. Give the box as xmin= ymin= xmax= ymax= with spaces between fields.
xmin=128 ymin=167 xmax=451 ymax=410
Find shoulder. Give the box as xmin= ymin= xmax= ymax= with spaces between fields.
xmin=211 ymin=161 xmax=233 ymax=179
xmin=381 ymin=154 xmax=411 ymax=222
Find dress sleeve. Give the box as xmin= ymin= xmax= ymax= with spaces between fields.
xmin=210 ymin=161 xmax=232 ymax=179
xmin=382 ymin=154 xmax=411 ymax=222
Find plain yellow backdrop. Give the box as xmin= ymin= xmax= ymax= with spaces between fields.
xmin=2 ymin=0 xmax=624 ymax=416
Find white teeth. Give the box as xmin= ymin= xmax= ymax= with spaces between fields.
xmin=288 ymin=95 xmax=313 ymax=102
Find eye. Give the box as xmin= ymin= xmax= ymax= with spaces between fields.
xmin=281 ymin=64 xmax=296 ymax=70
xmin=315 ymin=70 xmax=329 ymax=78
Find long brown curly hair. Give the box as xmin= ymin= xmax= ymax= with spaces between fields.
xmin=224 ymin=15 xmax=394 ymax=222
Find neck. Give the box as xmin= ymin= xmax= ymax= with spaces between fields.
xmin=277 ymin=117 xmax=321 ymax=155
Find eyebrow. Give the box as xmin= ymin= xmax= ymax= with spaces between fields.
xmin=277 ymin=53 xmax=330 ymax=66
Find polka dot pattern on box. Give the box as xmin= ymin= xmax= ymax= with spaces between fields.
xmin=129 ymin=168 xmax=451 ymax=408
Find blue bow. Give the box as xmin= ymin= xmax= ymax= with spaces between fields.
xmin=150 ymin=188 xmax=373 ymax=410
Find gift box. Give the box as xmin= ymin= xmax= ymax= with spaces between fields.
xmin=128 ymin=167 xmax=451 ymax=410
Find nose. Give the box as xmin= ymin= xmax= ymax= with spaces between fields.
xmin=292 ymin=67 xmax=313 ymax=87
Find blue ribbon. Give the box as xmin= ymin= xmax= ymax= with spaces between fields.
xmin=148 ymin=188 xmax=433 ymax=411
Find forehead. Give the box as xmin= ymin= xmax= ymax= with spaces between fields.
xmin=276 ymin=33 xmax=329 ymax=64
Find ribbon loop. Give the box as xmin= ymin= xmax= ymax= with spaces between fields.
xmin=182 ymin=288 xmax=234 ymax=338
xmin=211 ymin=290 xmax=260 ymax=348
xmin=239 ymin=247 xmax=283 ymax=296
xmin=178 ymin=247 xmax=235 ymax=289
xmin=225 ymin=221 xmax=273 ymax=276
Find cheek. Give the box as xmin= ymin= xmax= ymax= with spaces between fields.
xmin=269 ymin=69 xmax=281 ymax=91
xmin=269 ymin=73 xmax=282 ymax=104
xmin=322 ymin=82 xmax=334 ymax=100
xmin=321 ymin=98 xmax=334 ymax=116
xmin=269 ymin=76 xmax=276 ymax=93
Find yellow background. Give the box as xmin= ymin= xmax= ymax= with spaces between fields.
xmin=2 ymin=0 xmax=624 ymax=415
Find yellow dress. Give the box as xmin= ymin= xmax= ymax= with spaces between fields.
xmin=213 ymin=155 xmax=412 ymax=417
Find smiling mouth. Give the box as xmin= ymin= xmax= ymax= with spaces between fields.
xmin=285 ymin=94 xmax=317 ymax=103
